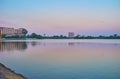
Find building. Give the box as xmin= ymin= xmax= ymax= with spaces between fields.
xmin=0 ymin=27 xmax=27 ymax=37
xmin=15 ymin=28 xmax=26 ymax=37
xmin=0 ymin=27 xmax=15 ymax=36
xmin=68 ymin=32 xmax=75 ymax=38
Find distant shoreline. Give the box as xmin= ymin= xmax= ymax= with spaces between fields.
xmin=1 ymin=32 xmax=120 ymax=39
xmin=0 ymin=63 xmax=27 ymax=79
xmin=0 ymin=38 xmax=120 ymax=40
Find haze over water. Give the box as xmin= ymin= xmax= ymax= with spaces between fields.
xmin=0 ymin=39 xmax=120 ymax=79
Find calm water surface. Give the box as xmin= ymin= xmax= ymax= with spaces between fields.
xmin=0 ymin=39 xmax=120 ymax=79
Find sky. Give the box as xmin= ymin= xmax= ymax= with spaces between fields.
xmin=0 ymin=0 xmax=120 ymax=36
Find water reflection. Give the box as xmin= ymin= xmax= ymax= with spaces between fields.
xmin=0 ymin=42 xmax=27 ymax=52
xmin=29 ymin=41 xmax=120 ymax=47
xmin=0 ymin=40 xmax=120 ymax=79
xmin=0 ymin=40 xmax=120 ymax=52
xmin=68 ymin=42 xmax=75 ymax=46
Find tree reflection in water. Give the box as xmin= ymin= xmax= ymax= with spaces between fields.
xmin=0 ymin=42 xmax=27 ymax=52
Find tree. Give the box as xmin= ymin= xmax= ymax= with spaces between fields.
xmin=37 ymin=35 xmax=42 ymax=39
xmin=113 ymin=34 xmax=117 ymax=37
xmin=30 ymin=33 xmax=42 ymax=39
xmin=1 ymin=34 xmax=6 ymax=38
xmin=22 ymin=28 xmax=28 ymax=35
xmin=74 ymin=35 xmax=80 ymax=39
xmin=31 ymin=33 xmax=37 ymax=38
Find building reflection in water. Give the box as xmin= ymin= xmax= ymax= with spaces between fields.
xmin=0 ymin=42 xmax=27 ymax=52
xmin=1 ymin=41 xmax=119 ymax=52
xmin=31 ymin=41 xmax=42 ymax=47
xmin=68 ymin=42 xmax=75 ymax=46
xmin=29 ymin=41 xmax=120 ymax=47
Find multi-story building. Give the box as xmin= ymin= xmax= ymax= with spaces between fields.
xmin=0 ymin=27 xmax=27 ymax=37
xmin=68 ymin=32 xmax=75 ymax=38
xmin=0 ymin=27 xmax=15 ymax=36
xmin=15 ymin=28 xmax=26 ymax=37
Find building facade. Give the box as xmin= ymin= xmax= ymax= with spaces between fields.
xmin=68 ymin=32 xmax=75 ymax=38
xmin=0 ymin=27 xmax=27 ymax=37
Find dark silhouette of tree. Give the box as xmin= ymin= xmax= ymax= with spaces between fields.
xmin=114 ymin=34 xmax=117 ymax=37
xmin=22 ymin=28 xmax=28 ymax=35
xmin=30 ymin=33 xmax=42 ymax=39
xmin=1 ymin=34 xmax=6 ymax=38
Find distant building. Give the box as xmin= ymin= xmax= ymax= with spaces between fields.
xmin=0 ymin=27 xmax=28 ymax=37
xmin=0 ymin=27 xmax=15 ymax=36
xmin=68 ymin=32 xmax=75 ymax=38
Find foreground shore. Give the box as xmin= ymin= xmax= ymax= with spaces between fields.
xmin=0 ymin=63 xmax=27 ymax=79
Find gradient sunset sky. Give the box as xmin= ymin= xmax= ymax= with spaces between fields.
xmin=0 ymin=0 xmax=120 ymax=35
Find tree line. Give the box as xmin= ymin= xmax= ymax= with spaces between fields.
xmin=26 ymin=33 xmax=120 ymax=39
xmin=1 ymin=33 xmax=120 ymax=39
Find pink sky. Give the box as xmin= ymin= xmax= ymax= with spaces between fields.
xmin=0 ymin=0 xmax=120 ymax=35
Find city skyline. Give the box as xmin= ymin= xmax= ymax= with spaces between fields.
xmin=0 ymin=0 xmax=120 ymax=36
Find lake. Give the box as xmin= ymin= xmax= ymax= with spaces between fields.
xmin=0 ymin=39 xmax=120 ymax=79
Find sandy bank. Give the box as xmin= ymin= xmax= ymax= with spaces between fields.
xmin=0 ymin=63 xmax=27 ymax=79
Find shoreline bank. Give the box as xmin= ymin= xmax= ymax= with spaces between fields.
xmin=0 ymin=63 xmax=27 ymax=79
